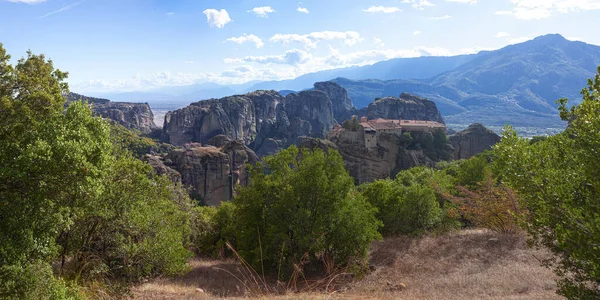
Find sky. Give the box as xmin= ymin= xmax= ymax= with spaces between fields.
xmin=1 ymin=0 xmax=600 ymax=93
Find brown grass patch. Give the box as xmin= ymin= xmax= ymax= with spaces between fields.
xmin=132 ymin=229 xmax=562 ymax=299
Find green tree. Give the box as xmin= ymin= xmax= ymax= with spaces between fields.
xmin=493 ymin=66 xmax=600 ymax=299
xmin=0 ymin=45 xmax=193 ymax=298
xmin=360 ymin=167 xmax=448 ymax=236
xmin=232 ymin=146 xmax=381 ymax=279
xmin=342 ymin=115 xmax=361 ymax=131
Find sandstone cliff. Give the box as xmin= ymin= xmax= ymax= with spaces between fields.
xmin=450 ymin=123 xmax=500 ymax=160
xmin=327 ymin=131 xmax=434 ymax=184
xmin=313 ymin=81 xmax=354 ymax=122
xmin=367 ymin=93 xmax=445 ymax=124
xmin=163 ymin=84 xmax=344 ymax=156
xmin=144 ymin=136 xmax=258 ymax=206
xmin=67 ymin=93 xmax=158 ymax=134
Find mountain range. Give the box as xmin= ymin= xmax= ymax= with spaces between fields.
xmin=85 ymin=34 xmax=600 ymax=128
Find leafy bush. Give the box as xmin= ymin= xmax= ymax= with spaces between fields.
xmin=0 ymin=261 xmax=82 ymax=300
xmin=493 ymin=66 xmax=600 ymax=299
xmin=360 ymin=167 xmax=447 ymax=236
xmin=192 ymin=201 xmax=237 ymax=258
xmin=447 ymin=176 xmax=522 ymax=233
xmin=231 ymin=146 xmax=381 ymax=279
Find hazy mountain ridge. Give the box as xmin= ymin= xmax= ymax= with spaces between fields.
xmin=80 ymin=34 xmax=600 ymax=128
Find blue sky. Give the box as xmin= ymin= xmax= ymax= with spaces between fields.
xmin=1 ymin=0 xmax=599 ymax=93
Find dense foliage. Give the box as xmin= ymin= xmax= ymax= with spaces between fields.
xmin=226 ymin=146 xmax=381 ymax=279
xmin=360 ymin=168 xmax=446 ymax=236
xmin=0 ymin=45 xmax=193 ymax=298
xmin=494 ymin=66 xmax=600 ymax=299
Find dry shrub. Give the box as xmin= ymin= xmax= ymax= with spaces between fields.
xmin=448 ymin=176 xmax=524 ymax=234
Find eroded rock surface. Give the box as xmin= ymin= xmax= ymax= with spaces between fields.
xmin=450 ymin=123 xmax=500 ymax=160
xmin=145 ymin=139 xmax=258 ymax=206
xmin=367 ymin=93 xmax=445 ymax=124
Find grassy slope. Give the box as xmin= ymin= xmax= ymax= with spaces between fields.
xmin=132 ymin=229 xmax=561 ymax=299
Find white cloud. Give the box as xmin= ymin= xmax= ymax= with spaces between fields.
xmin=184 ymin=61 xmax=194 ymax=64
xmin=413 ymin=30 xmax=422 ymax=35
xmin=373 ymin=37 xmax=385 ymax=48
xmin=269 ymin=31 xmax=362 ymax=48
xmin=445 ymin=0 xmax=478 ymax=3
xmin=431 ymin=15 xmax=452 ymax=20
xmin=249 ymin=6 xmax=275 ymax=17
xmin=203 ymin=9 xmax=232 ymax=28
xmin=496 ymin=0 xmax=600 ymax=20
xmin=74 ymin=44 xmax=505 ymax=93
xmin=495 ymin=32 xmax=511 ymax=38
xmin=323 ymin=46 xmax=455 ymax=67
xmin=166 ymin=12 xmax=175 ymax=16
xmin=297 ymin=7 xmax=310 ymax=13
xmin=72 ymin=72 xmax=213 ymax=93
xmin=226 ymin=34 xmax=265 ymax=48
xmin=402 ymin=0 xmax=436 ymax=10
xmin=224 ymin=49 xmax=312 ymax=65
xmin=363 ymin=6 xmax=402 ymax=13
xmin=6 ymin=0 xmax=45 ymax=3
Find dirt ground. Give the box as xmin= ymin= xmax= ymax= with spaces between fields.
xmin=132 ymin=229 xmax=562 ymax=299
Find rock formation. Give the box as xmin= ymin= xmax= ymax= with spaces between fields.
xmin=449 ymin=123 xmax=501 ymax=160
xmin=367 ymin=93 xmax=445 ymax=124
xmin=144 ymin=137 xmax=258 ymax=206
xmin=314 ymin=81 xmax=354 ymax=122
xmin=163 ymin=83 xmax=346 ymax=156
xmin=328 ymin=130 xmax=434 ymax=184
xmin=67 ymin=92 xmax=158 ymax=134
xmin=93 ymin=102 xmax=158 ymax=134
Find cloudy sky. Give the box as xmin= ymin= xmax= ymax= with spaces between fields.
xmin=1 ymin=0 xmax=599 ymax=93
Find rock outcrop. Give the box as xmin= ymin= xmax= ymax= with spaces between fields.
xmin=67 ymin=93 xmax=158 ymax=134
xmin=449 ymin=123 xmax=501 ymax=160
xmin=314 ymin=81 xmax=354 ymax=122
xmin=163 ymin=84 xmax=343 ymax=156
xmin=329 ymin=130 xmax=434 ymax=184
xmin=145 ymin=138 xmax=258 ymax=206
xmin=367 ymin=93 xmax=445 ymax=124
xmin=93 ymin=102 xmax=158 ymax=134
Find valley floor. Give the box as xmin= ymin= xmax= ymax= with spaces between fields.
xmin=132 ymin=229 xmax=561 ymax=299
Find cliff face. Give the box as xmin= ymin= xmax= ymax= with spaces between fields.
xmin=162 ymin=94 xmax=261 ymax=146
xmin=328 ymin=131 xmax=434 ymax=184
xmin=162 ymin=84 xmax=343 ymax=156
xmin=145 ymin=136 xmax=258 ymax=206
xmin=314 ymin=81 xmax=354 ymax=122
xmin=367 ymin=93 xmax=445 ymax=124
xmin=450 ymin=123 xmax=501 ymax=160
xmin=67 ymin=92 xmax=158 ymax=134
xmin=93 ymin=102 xmax=158 ymax=134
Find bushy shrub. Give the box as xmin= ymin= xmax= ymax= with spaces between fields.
xmin=192 ymin=201 xmax=237 ymax=258
xmin=493 ymin=66 xmax=600 ymax=298
xmin=447 ymin=176 xmax=522 ymax=233
xmin=0 ymin=261 xmax=82 ymax=300
xmin=231 ymin=146 xmax=381 ymax=279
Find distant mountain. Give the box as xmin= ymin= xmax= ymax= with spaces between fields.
xmin=245 ymin=55 xmax=478 ymax=92
xmin=79 ymin=34 xmax=600 ymax=129
xmin=329 ymin=34 xmax=600 ymax=127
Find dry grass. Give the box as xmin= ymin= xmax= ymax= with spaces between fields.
xmin=132 ymin=229 xmax=562 ymax=299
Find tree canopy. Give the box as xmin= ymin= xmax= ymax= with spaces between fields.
xmin=0 ymin=44 xmax=194 ymax=299
xmin=493 ymin=66 xmax=600 ymax=299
